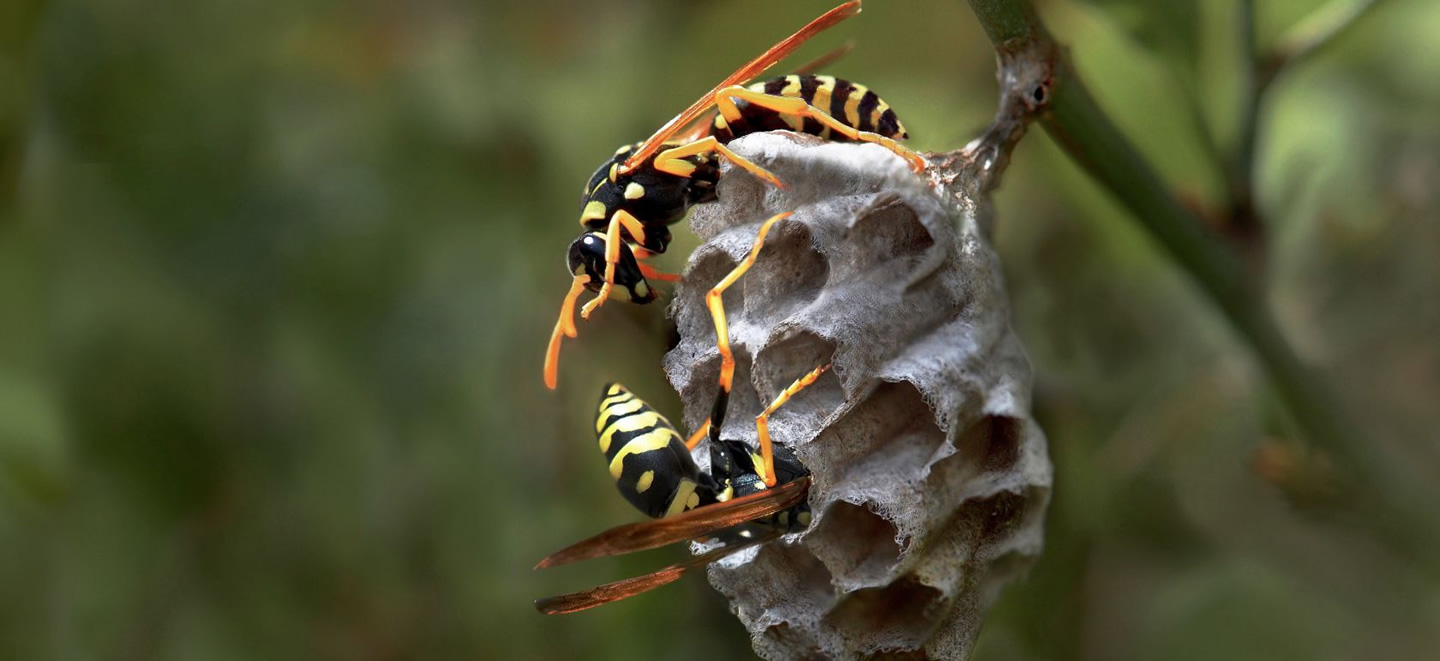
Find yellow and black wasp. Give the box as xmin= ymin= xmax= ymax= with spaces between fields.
xmin=534 ymin=362 xmax=831 ymax=614
xmin=544 ymin=0 xmax=925 ymax=389
xmin=537 ymin=211 xmax=832 ymax=613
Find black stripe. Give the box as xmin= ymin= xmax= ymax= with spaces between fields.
xmin=762 ymin=77 xmax=787 ymax=95
xmin=830 ymin=78 xmax=855 ymax=125
xmin=797 ymin=75 xmax=820 ymax=104
xmin=877 ymin=109 xmax=901 ymax=138
xmin=857 ymin=91 xmax=880 ymax=132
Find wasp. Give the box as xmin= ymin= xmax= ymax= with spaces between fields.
xmin=544 ymin=0 xmax=925 ymax=389
xmin=536 ymin=212 xmax=832 ymax=613
xmin=534 ymin=365 xmax=831 ymax=614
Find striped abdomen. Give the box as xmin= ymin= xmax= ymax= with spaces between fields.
xmin=595 ymin=384 xmax=719 ymax=519
xmin=713 ymin=74 xmax=909 ymax=143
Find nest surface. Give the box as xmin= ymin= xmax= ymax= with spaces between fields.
xmin=663 ymin=132 xmax=1052 ymax=660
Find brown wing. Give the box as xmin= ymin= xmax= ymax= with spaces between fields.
xmin=534 ymin=531 xmax=779 ymax=615
xmin=534 ymin=476 xmax=810 ymax=569
xmin=618 ymin=1 xmax=863 ymax=173
xmin=792 ymin=39 xmax=855 ymax=76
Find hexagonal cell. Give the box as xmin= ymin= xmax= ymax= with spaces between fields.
xmin=821 ymin=576 xmax=946 ymax=652
xmin=806 ymin=381 xmax=947 ymax=490
xmin=843 ymin=195 xmax=935 ymax=273
xmin=712 ymin=537 xmax=837 ymax=620
xmin=743 ymin=219 xmax=830 ymax=324
xmin=806 ymin=500 xmax=903 ymax=587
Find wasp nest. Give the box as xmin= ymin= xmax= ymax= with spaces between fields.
xmin=664 ymin=132 xmax=1051 ymax=660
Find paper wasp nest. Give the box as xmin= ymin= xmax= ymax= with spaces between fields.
xmin=664 ymin=132 xmax=1051 ymax=660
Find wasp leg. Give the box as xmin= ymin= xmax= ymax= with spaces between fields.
xmin=581 ymin=210 xmax=648 ymax=319
xmin=683 ymin=420 xmax=711 ymax=451
xmin=682 ymin=211 xmax=793 ymax=447
xmin=654 ymin=137 xmax=783 ymax=188
xmin=714 ymin=86 xmax=927 ymax=173
xmin=755 ymin=363 xmax=831 ymax=487
xmin=544 ymin=273 xmax=592 ymax=389
xmin=637 ymin=262 xmax=682 ymax=283
xmin=632 ymin=247 xmax=682 ymax=283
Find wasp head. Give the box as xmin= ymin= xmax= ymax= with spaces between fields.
xmin=566 ymin=232 xmax=656 ymax=305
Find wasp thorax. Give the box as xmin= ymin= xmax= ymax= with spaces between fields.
xmin=665 ymin=132 xmax=1051 ymax=660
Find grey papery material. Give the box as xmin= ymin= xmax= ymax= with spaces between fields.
xmin=664 ymin=132 xmax=1052 ymax=660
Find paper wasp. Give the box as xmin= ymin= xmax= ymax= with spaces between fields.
xmin=534 ymin=364 xmax=830 ymax=615
xmin=544 ymin=0 xmax=924 ymax=389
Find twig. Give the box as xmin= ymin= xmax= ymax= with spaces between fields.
xmin=1230 ymin=0 xmax=1389 ymax=256
xmin=959 ymin=0 xmax=1440 ymax=579
xmin=1228 ymin=0 xmax=1264 ymax=254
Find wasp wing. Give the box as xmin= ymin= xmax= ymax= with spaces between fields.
xmin=620 ymin=1 xmax=863 ymax=172
xmin=534 ymin=476 xmax=809 ymax=569
xmin=675 ymin=40 xmax=857 ymax=143
xmin=535 ymin=531 xmax=780 ymax=615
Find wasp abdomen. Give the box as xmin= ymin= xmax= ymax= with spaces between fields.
xmin=715 ymin=74 xmax=909 ymax=143
xmin=595 ymin=384 xmax=718 ymax=519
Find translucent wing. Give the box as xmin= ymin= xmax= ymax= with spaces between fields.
xmin=534 ymin=531 xmax=779 ymax=615
xmin=534 ymin=476 xmax=809 ymax=569
xmin=619 ymin=1 xmax=863 ymax=173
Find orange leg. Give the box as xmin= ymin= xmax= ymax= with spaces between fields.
xmin=654 ymin=137 xmax=783 ymax=188
xmin=580 ymin=210 xmax=646 ymax=320
xmin=707 ymin=212 xmax=791 ymax=396
xmin=755 ymin=363 xmax=831 ymax=487
xmin=544 ymin=274 xmax=591 ymax=390
xmin=684 ymin=420 xmax=711 ymax=451
xmin=713 ymin=86 xmax=927 ymax=173
xmin=638 ymin=262 xmax=682 ymax=283
xmin=685 ymin=212 xmax=792 ymax=446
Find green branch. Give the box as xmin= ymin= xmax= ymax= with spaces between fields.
xmin=961 ymin=0 xmax=1440 ymax=576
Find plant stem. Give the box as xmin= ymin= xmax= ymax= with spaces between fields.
xmin=961 ymin=0 xmax=1440 ymax=577
xmin=1229 ymin=0 xmax=1263 ymax=251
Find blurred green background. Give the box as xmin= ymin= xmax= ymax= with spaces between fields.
xmin=2 ymin=0 xmax=1437 ymax=659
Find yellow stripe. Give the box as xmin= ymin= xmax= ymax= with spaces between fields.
xmin=623 ymin=182 xmax=645 ymax=200
xmin=598 ymin=411 xmax=662 ymax=455
xmin=844 ymin=84 xmax=868 ymax=128
xmin=601 ymin=388 xmax=636 ymax=408
xmin=608 ymin=426 xmax=681 ymax=479
xmin=780 ymin=75 xmax=802 ymax=96
xmin=665 ymin=479 xmax=698 ymax=517
xmin=596 ymin=397 xmax=646 ymax=434
xmin=598 ymin=390 xmax=634 ymax=410
xmin=812 ymin=76 xmax=836 ymax=119
xmin=779 ymin=75 xmax=804 ymax=131
xmin=870 ymin=99 xmax=890 ymax=132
